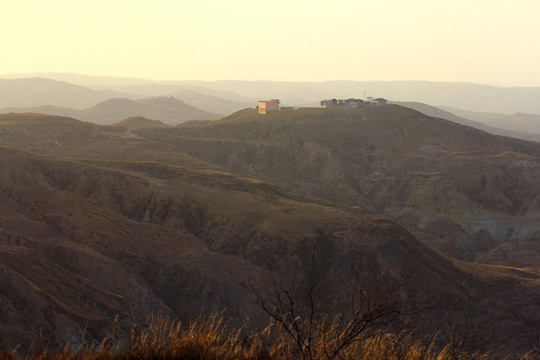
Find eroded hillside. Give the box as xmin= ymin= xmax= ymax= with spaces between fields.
xmin=1 ymin=108 xmax=539 ymax=264
xmin=1 ymin=147 xmax=539 ymax=354
xmin=139 ymin=107 xmax=540 ymax=263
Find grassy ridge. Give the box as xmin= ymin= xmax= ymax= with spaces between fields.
xmin=2 ymin=313 xmax=535 ymax=360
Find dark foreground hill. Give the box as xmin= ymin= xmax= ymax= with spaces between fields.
xmin=0 ymin=147 xmax=539 ymax=356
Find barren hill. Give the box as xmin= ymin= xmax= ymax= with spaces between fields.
xmin=111 ymin=116 xmax=169 ymax=129
xmin=0 ymin=113 xmax=220 ymax=170
xmin=1 ymin=109 xmax=539 ymax=265
xmin=168 ymin=90 xmax=253 ymax=115
xmin=138 ymin=106 xmax=540 ymax=263
xmin=1 ymin=147 xmax=539 ymax=354
xmin=76 ymin=96 xmax=221 ymax=124
xmin=0 ymin=148 xmax=268 ymax=349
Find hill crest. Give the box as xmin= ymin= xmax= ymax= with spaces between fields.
xmin=1 ymin=96 xmax=221 ymax=125
xmin=111 ymin=116 xmax=169 ymax=129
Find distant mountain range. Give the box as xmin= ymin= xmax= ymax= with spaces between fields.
xmin=440 ymin=106 xmax=540 ymax=135
xmin=1 ymin=74 xmax=539 ymax=137
xmin=2 ymin=73 xmax=540 ymax=113
xmin=182 ymin=80 xmax=540 ymax=114
xmin=76 ymin=97 xmax=220 ymax=124
xmin=0 ymin=77 xmax=140 ymax=109
xmin=393 ymin=101 xmax=540 ymax=142
xmin=1 ymin=96 xmax=220 ymax=125
xmin=0 ymin=78 xmax=253 ymax=119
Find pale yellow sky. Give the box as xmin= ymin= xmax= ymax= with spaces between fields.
xmin=1 ymin=0 xmax=539 ymax=86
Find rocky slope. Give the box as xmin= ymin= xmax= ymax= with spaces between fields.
xmin=0 ymin=148 xmax=268 ymax=350
xmin=1 ymin=109 xmax=539 ymax=264
xmin=1 ymin=147 xmax=539 ymax=355
xmin=137 ymin=106 xmax=540 ymax=263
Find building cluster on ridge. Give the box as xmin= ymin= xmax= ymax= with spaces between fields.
xmin=258 ymin=97 xmax=386 ymax=114
xmin=319 ymin=98 xmax=387 ymax=108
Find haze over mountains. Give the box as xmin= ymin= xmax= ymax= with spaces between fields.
xmin=1 ymin=74 xmax=540 ymax=357
xmin=1 ymin=74 xmax=539 ymax=140
xmin=3 ymin=73 xmax=540 ymax=113
xmin=392 ymin=101 xmax=540 ymax=142
xmin=440 ymin=106 xmax=540 ymax=135
xmin=0 ymin=77 xmax=139 ymax=109
xmin=1 ymin=97 xmax=221 ymax=125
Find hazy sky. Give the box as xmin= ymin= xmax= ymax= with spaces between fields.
xmin=2 ymin=0 xmax=539 ymax=86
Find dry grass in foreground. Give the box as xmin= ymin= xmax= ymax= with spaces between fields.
xmin=1 ymin=313 xmax=536 ymax=360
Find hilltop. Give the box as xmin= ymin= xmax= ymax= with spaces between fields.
xmin=111 ymin=116 xmax=169 ymax=129
xmin=76 ymin=96 xmax=221 ymax=124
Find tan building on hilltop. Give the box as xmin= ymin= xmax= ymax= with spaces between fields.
xmin=258 ymin=99 xmax=280 ymax=114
